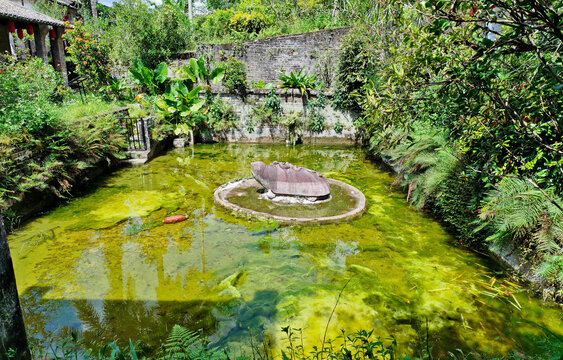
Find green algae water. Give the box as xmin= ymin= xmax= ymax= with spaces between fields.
xmin=8 ymin=144 xmax=562 ymax=358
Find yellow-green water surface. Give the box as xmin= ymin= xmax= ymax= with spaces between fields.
xmin=8 ymin=144 xmax=563 ymax=358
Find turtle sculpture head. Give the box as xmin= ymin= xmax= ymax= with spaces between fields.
xmin=251 ymin=161 xmax=330 ymax=200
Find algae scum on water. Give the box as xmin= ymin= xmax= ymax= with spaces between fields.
xmin=8 ymin=144 xmax=563 ymax=358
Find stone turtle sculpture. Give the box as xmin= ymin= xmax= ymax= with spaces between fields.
xmin=251 ymin=161 xmax=330 ymax=199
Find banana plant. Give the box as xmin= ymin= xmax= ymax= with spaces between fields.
xmin=176 ymin=56 xmax=225 ymax=90
xmin=156 ymin=81 xmax=204 ymax=145
xmin=129 ymin=60 xmax=168 ymax=95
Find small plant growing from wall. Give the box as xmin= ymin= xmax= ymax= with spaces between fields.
xmin=280 ymin=111 xmax=303 ymax=145
xmin=333 ymin=121 xmax=344 ymax=134
xmin=306 ymin=93 xmax=327 ymax=133
xmin=277 ymin=69 xmax=322 ymax=99
xmin=222 ymin=58 xmax=249 ymax=99
xmin=251 ymin=89 xmax=282 ymax=127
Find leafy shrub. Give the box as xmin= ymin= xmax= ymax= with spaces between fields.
xmin=332 ymin=28 xmax=379 ymax=112
xmin=333 ymin=121 xmax=344 ymax=134
xmin=101 ymin=1 xmax=191 ymax=69
xmin=0 ymin=54 xmax=62 ymax=135
xmin=278 ymin=68 xmax=321 ymax=96
xmin=222 ymin=58 xmax=249 ymax=97
xmin=0 ymin=111 xmax=126 ymax=210
xmin=280 ymin=111 xmax=303 ymax=145
xmin=354 ymin=1 xmax=563 ymax=292
xmin=264 ymin=89 xmax=282 ymax=115
xmin=308 ymin=112 xmax=325 ymax=133
xmin=205 ymin=96 xmax=239 ymax=132
xmin=479 ymin=178 xmax=563 ymax=283
xmin=229 ymin=11 xmax=270 ymax=34
xmin=129 ymin=60 xmax=168 ymax=95
xmin=63 ymin=21 xmax=112 ymax=91
xmin=306 ymin=93 xmax=327 ymax=133
xmin=251 ymin=90 xmax=282 ymax=127
xmin=196 ymin=8 xmax=235 ymax=39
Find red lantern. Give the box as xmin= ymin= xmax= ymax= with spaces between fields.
xmin=7 ymin=21 xmax=15 ymax=33
xmin=17 ymin=28 xmax=24 ymax=40
xmin=26 ymin=24 xmax=34 ymax=35
xmin=64 ymin=15 xmax=69 ymax=22
xmin=49 ymin=28 xmax=56 ymax=39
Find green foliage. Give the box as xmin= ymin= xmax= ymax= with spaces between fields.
xmin=0 ymin=105 xmax=126 ymax=210
xmin=308 ymin=112 xmax=325 ymax=133
xmin=194 ymin=0 xmax=350 ymax=44
xmin=229 ymin=10 xmax=271 ymax=34
xmin=156 ymin=82 xmax=204 ymax=129
xmin=280 ymin=111 xmax=303 ymax=146
xmin=333 ymin=121 xmax=343 ymax=134
xmin=129 ymin=60 xmax=168 ymax=95
xmin=97 ymin=0 xmax=192 ymax=68
xmin=278 ymin=69 xmax=321 ymax=96
xmin=100 ymin=78 xmax=134 ymax=102
xmin=0 ymin=54 xmax=62 ymax=135
xmin=33 ymin=0 xmax=66 ymax=19
xmin=205 ymin=96 xmax=239 ymax=132
xmin=63 ymin=21 xmax=112 ymax=91
xmin=306 ymin=93 xmax=327 ymax=133
xmin=162 ymin=325 xmax=227 ymax=360
xmin=250 ymin=90 xmax=282 ymax=127
xmin=353 ymin=1 xmax=563 ymax=289
xmin=264 ymin=89 xmax=282 ymax=115
xmin=176 ymin=56 xmax=225 ymax=88
xmin=281 ymin=327 xmax=397 ymax=360
xmin=479 ymin=178 xmax=563 ymax=283
xmin=222 ymin=58 xmax=249 ymax=98
xmin=155 ymin=57 xmax=227 ymax=141
xmin=0 ymin=56 xmax=125 ymax=212
xmin=332 ymin=28 xmax=379 ymax=112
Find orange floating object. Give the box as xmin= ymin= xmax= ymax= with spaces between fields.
xmin=163 ymin=215 xmax=186 ymax=224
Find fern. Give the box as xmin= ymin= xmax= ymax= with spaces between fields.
xmin=480 ymin=177 xmax=563 ymax=282
xmin=163 ymin=325 xmax=226 ymax=360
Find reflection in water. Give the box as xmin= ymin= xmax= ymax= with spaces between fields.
xmin=9 ymin=144 xmax=563 ymax=358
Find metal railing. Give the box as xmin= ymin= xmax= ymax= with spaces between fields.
xmin=120 ymin=117 xmax=149 ymax=151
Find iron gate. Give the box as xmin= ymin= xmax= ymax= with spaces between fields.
xmin=120 ymin=117 xmax=148 ymax=151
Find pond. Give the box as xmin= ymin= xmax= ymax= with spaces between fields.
xmin=8 ymin=144 xmax=562 ymax=358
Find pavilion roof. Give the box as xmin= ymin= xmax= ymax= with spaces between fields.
xmin=0 ymin=0 xmax=65 ymax=27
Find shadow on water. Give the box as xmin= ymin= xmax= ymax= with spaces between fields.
xmin=20 ymin=286 xmax=237 ymax=355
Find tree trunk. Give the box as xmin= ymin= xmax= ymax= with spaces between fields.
xmin=188 ymin=0 xmax=193 ymax=22
xmin=90 ymin=0 xmax=98 ymax=19
xmin=0 ymin=215 xmax=30 ymax=360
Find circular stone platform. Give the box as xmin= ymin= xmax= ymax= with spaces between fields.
xmin=214 ymin=178 xmax=366 ymax=224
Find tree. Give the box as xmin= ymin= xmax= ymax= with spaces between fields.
xmin=91 ymin=0 xmax=98 ymax=18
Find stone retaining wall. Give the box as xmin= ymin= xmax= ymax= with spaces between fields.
xmin=209 ymin=89 xmax=357 ymax=144
xmin=171 ymin=27 xmax=351 ymax=85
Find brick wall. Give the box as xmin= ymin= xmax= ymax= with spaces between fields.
xmin=171 ymin=27 xmax=350 ymax=85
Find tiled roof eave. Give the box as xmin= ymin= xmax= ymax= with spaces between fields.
xmin=0 ymin=0 xmax=65 ymax=27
